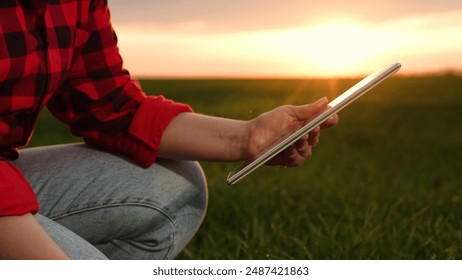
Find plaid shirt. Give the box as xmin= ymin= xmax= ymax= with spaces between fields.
xmin=0 ymin=0 xmax=192 ymax=216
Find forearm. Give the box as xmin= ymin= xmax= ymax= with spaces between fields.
xmin=158 ymin=112 xmax=249 ymax=162
xmin=0 ymin=214 xmax=69 ymax=260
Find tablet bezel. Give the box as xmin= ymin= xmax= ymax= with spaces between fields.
xmin=226 ymin=63 xmax=401 ymax=185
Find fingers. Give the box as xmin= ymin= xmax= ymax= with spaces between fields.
xmin=269 ymin=128 xmax=322 ymax=167
xmin=257 ymin=97 xmax=338 ymax=168
xmin=308 ymin=126 xmax=320 ymax=146
xmin=283 ymin=127 xmax=320 ymax=166
xmin=293 ymin=136 xmax=310 ymax=155
xmin=293 ymin=97 xmax=339 ymax=130
xmin=293 ymin=97 xmax=328 ymax=122
xmin=282 ymin=143 xmax=312 ymax=167
xmin=321 ymin=113 xmax=339 ymax=128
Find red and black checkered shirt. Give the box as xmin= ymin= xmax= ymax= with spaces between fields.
xmin=0 ymin=0 xmax=192 ymax=216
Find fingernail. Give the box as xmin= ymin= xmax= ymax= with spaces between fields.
xmin=315 ymin=97 xmax=328 ymax=105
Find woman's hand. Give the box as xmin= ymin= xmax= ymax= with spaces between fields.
xmin=244 ymin=97 xmax=338 ymax=166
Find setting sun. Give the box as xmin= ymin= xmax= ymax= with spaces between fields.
xmin=257 ymin=21 xmax=393 ymax=77
xmin=296 ymin=23 xmax=375 ymax=72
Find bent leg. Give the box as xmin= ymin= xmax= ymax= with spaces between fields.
xmin=15 ymin=144 xmax=208 ymax=259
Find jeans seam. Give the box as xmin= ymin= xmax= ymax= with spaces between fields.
xmin=50 ymin=202 xmax=176 ymax=259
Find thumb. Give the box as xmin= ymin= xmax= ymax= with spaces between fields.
xmin=294 ymin=97 xmax=328 ymax=121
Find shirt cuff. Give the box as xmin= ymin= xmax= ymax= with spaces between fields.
xmin=0 ymin=161 xmax=39 ymax=216
xmin=127 ymin=96 xmax=193 ymax=167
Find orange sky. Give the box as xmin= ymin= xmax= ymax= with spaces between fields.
xmin=109 ymin=0 xmax=462 ymax=78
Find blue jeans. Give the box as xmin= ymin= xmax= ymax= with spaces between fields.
xmin=14 ymin=144 xmax=208 ymax=260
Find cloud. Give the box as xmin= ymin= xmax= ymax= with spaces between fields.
xmin=380 ymin=10 xmax=462 ymax=54
xmin=109 ymin=0 xmax=462 ymax=32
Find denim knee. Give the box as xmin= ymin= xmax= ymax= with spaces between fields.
xmin=164 ymin=161 xmax=208 ymax=258
xmin=93 ymin=160 xmax=208 ymax=259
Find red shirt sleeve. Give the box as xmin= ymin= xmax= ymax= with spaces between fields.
xmin=47 ymin=0 xmax=192 ymax=167
xmin=0 ymin=161 xmax=39 ymax=216
xmin=127 ymin=96 xmax=192 ymax=166
xmin=83 ymin=94 xmax=192 ymax=168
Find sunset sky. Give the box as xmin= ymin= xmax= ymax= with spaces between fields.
xmin=108 ymin=0 xmax=462 ymax=78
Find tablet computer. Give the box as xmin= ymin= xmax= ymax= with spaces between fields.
xmin=226 ymin=63 xmax=401 ymax=185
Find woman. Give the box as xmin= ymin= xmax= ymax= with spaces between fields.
xmin=0 ymin=0 xmax=338 ymax=259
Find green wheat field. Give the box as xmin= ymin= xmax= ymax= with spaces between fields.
xmin=28 ymin=75 xmax=462 ymax=259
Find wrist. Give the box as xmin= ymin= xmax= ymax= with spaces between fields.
xmin=239 ymin=118 xmax=264 ymax=162
xmin=235 ymin=120 xmax=253 ymax=161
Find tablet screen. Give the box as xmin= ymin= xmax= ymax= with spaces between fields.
xmin=226 ymin=63 xmax=401 ymax=185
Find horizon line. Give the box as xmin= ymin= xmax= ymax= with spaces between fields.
xmin=132 ymin=69 xmax=462 ymax=80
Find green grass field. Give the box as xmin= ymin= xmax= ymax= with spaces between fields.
xmin=29 ymin=75 xmax=462 ymax=259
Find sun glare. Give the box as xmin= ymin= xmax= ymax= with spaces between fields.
xmin=302 ymin=23 xmax=377 ymax=74
xmin=270 ymin=21 xmax=395 ymax=77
